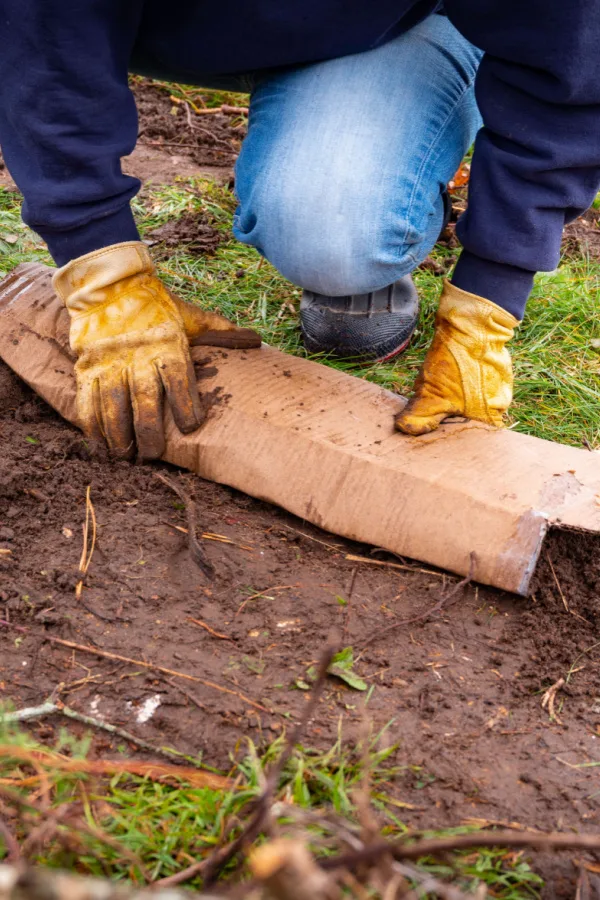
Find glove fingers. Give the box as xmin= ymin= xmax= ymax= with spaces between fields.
xmin=128 ymin=365 xmax=167 ymax=461
xmin=158 ymin=353 xmax=205 ymax=436
xmin=76 ymin=374 xmax=108 ymax=448
xmin=191 ymin=327 xmax=262 ymax=349
xmin=94 ymin=371 xmax=136 ymax=459
xmin=174 ymin=296 xmax=261 ymax=348
xmin=395 ymin=399 xmax=459 ymax=436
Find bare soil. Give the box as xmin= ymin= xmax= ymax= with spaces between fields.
xmin=147 ymin=211 xmax=223 ymax=258
xmin=2 ymin=78 xmax=600 ymax=897
xmin=1 ymin=358 xmax=600 ymax=897
xmin=562 ymin=208 xmax=600 ymax=261
xmin=132 ymin=79 xmax=243 ymax=172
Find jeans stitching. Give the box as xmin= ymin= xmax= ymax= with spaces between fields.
xmin=401 ymin=68 xmax=479 ymax=264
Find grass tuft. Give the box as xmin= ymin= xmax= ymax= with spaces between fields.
xmin=0 ymin=717 xmax=542 ymax=898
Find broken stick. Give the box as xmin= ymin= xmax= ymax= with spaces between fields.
xmin=203 ymin=644 xmax=337 ymax=885
xmin=44 ymin=636 xmax=270 ymax=714
xmin=155 ymin=472 xmax=213 ymax=578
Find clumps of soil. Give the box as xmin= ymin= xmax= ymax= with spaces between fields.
xmin=147 ymin=211 xmax=223 ymax=257
xmin=562 ymin=207 xmax=600 ymax=260
xmin=0 ymin=358 xmax=28 ymax=412
xmin=524 ymin=528 xmax=600 ymax=683
xmin=132 ymin=79 xmax=244 ymax=168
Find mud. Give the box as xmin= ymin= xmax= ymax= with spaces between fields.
xmin=562 ymin=208 xmax=600 ymax=261
xmin=132 ymin=79 xmax=243 ymax=170
xmin=1 ymin=359 xmax=599 ymax=896
xmin=147 ymin=211 xmax=223 ymax=257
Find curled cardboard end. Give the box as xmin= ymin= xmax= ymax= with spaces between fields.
xmin=1 ymin=262 xmax=600 ymax=595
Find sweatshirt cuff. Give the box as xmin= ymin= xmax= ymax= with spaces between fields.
xmin=36 ymin=206 xmax=140 ymax=267
xmin=451 ymin=250 xmax=534 ymax=320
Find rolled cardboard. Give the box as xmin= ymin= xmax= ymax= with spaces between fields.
xmin=1 ymin=262 xmax=599 ymax=595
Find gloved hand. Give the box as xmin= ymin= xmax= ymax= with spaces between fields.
xmin=395 ymin=280 xmax=519 ymax=436
xmin=53 ymin=241 xmax=261 ymax=460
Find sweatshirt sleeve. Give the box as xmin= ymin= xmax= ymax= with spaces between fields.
xmin=446 ymin=0 xmax=600 ymax=319
xmin=0 ymin=1 xmax=144 ymax=265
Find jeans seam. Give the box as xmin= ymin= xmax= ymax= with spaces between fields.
xmin=402 ymin=77 xmax=478 ymax=263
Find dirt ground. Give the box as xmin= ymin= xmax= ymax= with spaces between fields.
xmin=2 ymin=360 xmax=600 ymax=896
xmin=2 ymin=79 xmax=600 ymax=898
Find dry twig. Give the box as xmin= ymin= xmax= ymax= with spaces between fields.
xmin=44 ymin=637 xmax=270 ymax=714
xmin=361 ymin=553 xmax=476 ymax=649
xmin=345 ymin=554 xmax=444 ymax=578
xmin=76 ymin=486 xmax=97 ymax=599
xmin=0 ymin=745 xmax=228 ymax=790
xmin=541 ymin=677 xmax=565 ymax=725
xmin=546 ymin=552 xmax=569 ymax=612
xmin=155 ymin=473 xmax=213 ymax=578
xmin=188 ymin=618 xmax=234 ymax=642
xmin=203 ymin=645 xmax=337 ymax=885
xmin=320 ymin=830 xmax=600 ymax=871
xmin=1 ymin=698 xmax=219 ymax=769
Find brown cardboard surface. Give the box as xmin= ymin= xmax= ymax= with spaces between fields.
xmin=1 ymin=262 xmax=600 ymax=595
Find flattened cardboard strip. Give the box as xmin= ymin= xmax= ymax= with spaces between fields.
xmin=1 ymin=263 xmax=599 ymax=595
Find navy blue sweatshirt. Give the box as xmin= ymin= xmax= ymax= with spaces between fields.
xmin=1 ymin=1 xmax=600 ymax=317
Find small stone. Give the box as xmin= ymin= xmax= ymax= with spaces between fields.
xmin=5 ymin=507 xmax=18 ymax=519
xmin=0 ymin=526 xmax=14 ymax=540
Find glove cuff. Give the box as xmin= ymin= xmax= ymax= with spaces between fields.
xmin=53 ymin=241 xmax=155 ymax=311
xmin=440 ymin=280 xmax=520 ymax=330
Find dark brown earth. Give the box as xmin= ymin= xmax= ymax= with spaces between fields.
xmin=562 ymin=207 xmax=600 ymax=261
xmin=132 ymin=78 xmax=244 ymax=171
xmin=2 ymin=78 xmax=600 ymax=897
xmin=147 ymin=211 xmax=223 ymax=258
xmin=1 ymin=358 xmax=600 ymax=897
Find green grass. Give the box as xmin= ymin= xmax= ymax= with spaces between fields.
xmin=1 ymin=179 xmax=599 ymax=447
xmin=0 ymin=719 xmax=542 ymax=899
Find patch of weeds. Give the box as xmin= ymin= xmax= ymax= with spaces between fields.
xmin=0 ymin=188 xmax=51 ymax=273
xmin=143 ymin=78 xmax=249 ymax=114
xmin=0 ymin=716 xmax=542 ymax=898
xmin=423 ymin=845 xmax=543 ymax=900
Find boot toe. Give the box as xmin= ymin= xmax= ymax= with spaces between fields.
xmin=300 ymin=276 xmax=419 ymax=362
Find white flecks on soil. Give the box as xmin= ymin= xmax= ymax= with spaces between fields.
xmin=89 ymin=696 xmax=105 ymax=721
xmin=127 ymin=694 xmax=162 ymax=725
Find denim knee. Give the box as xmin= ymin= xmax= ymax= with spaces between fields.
xmin=233 ymin=174 xmax=443 ymax=295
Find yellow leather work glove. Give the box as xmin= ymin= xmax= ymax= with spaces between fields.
xmin=53 ymin=241 xmax=261 ymax=460
xmin=395 ymin=281 xmax=519 ymax=436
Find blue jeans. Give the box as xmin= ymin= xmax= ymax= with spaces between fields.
xmin=233 ymin=14 xmax=482 ymax=295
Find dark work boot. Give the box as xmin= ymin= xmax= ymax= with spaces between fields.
xmin=300 ymin=275 xmax=419 ymax=362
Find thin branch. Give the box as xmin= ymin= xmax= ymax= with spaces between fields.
xmin=154 ymin=860 xmax=209 ymax=888
xmin=0 ymin=816 xmax=20 ymax=864
xmin=44 ymin=637 xmax=270 ymax=714
xmin=156 ymin=473 xmax=214 ymax=578
xmin=320 ymin=829 xmax=600 ymax=871
xmin=361 ymin=552 xmax=476 ymax=650
xmin=203 ymin=644 xmax=337 ymax=884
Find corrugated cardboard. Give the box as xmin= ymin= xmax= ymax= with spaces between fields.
xmin=1 ymin=262 xmax=599 ymax=595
